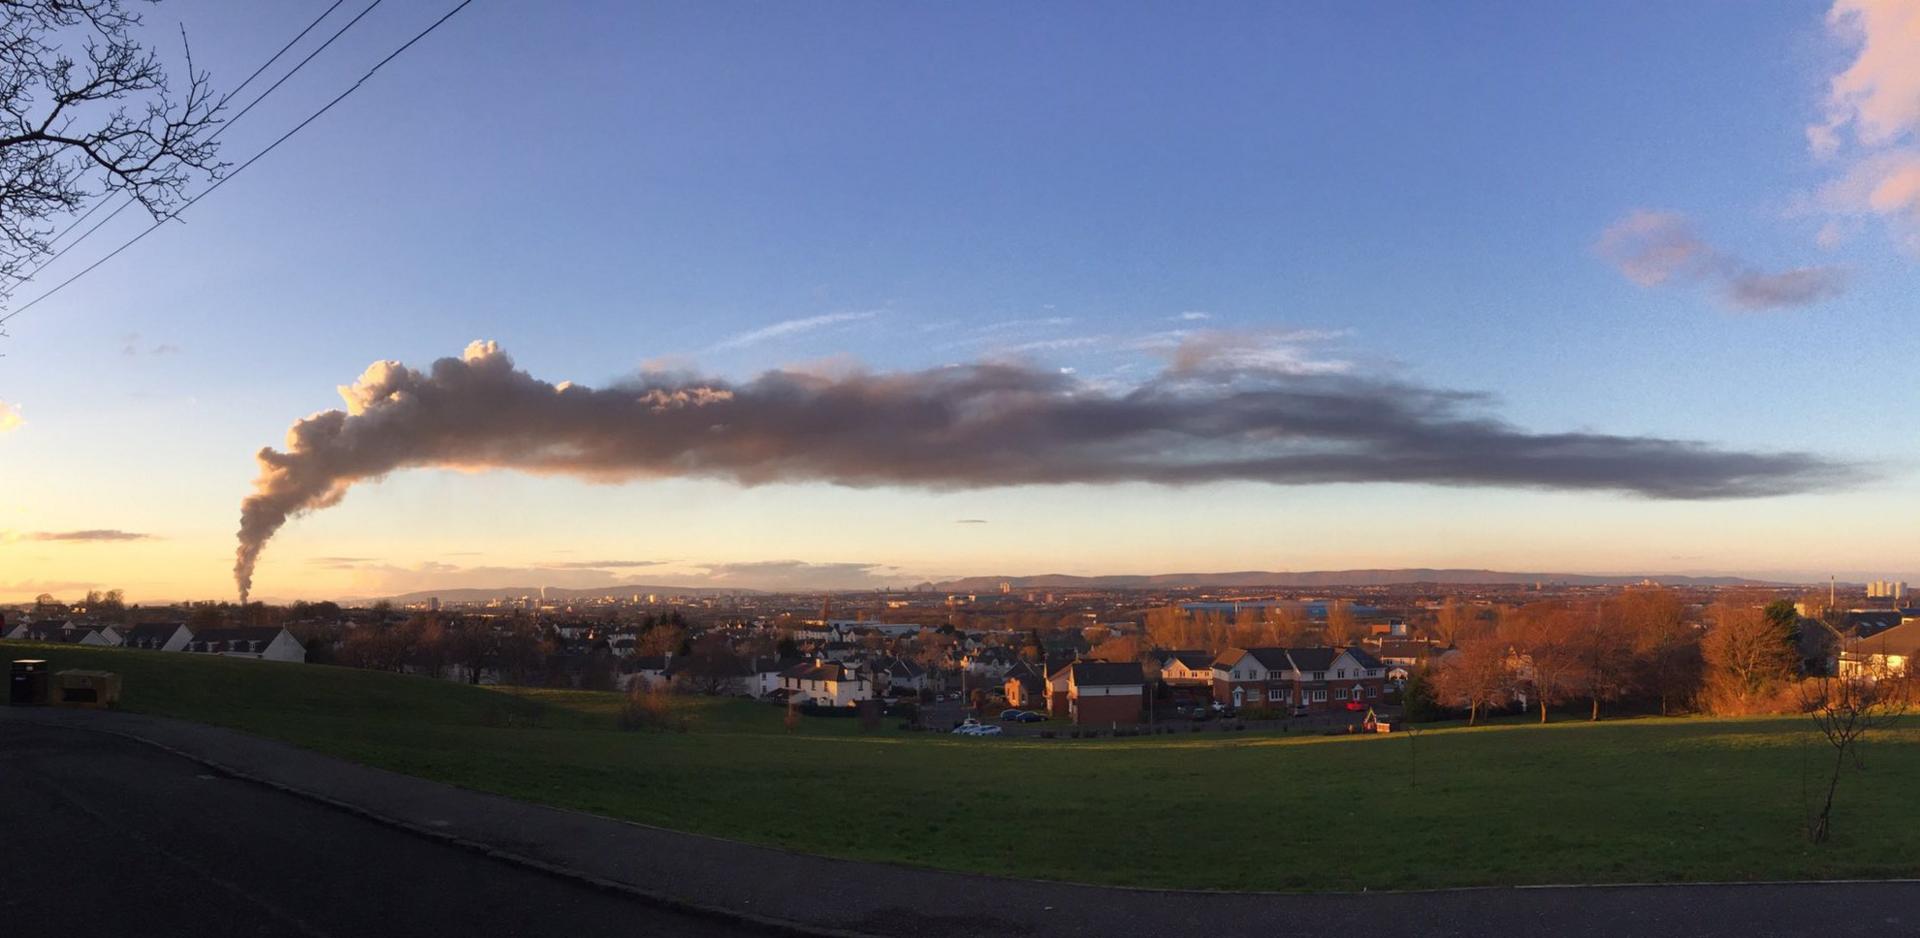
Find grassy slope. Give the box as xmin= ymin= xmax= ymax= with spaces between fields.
xmin=7 ymin=640 xmax=1917 ymax=891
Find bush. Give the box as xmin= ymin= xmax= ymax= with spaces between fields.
xmin=1239 ymin=707 xmax=1285 ymax=721
xmin=619 ymin=686 xmax=688 ymax=733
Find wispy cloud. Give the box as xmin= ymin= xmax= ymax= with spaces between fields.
xmin=1806 ymin=1 xmax=1920 ymax=252
xmin=539 ymin=559 xmax=665 ymax=570
xmin=0 ymin=401 xmax=20 ymax=434
xmin=1175 ymin=311 xmax=1212 ymax=322
xmin=29 ymin=529 xmax=154 ymax=542
xmin=1595 ymin=210 xmax=1847 ymax=309
xmin=710 ymin=311 xmax=878 ymax=351
xmin=696 ymin=560 xmax=908 ymax=591
xmin=120 ymin=333 xmax=183 ymax=357
xmin=955 ymin=518 xmax=989 ymax=524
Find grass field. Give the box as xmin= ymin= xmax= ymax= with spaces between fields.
xmin=7 ymin=640 xmax=1918 ymax=891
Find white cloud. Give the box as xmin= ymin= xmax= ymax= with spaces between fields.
xmin=710 ymin=311 xmax=878 ymax=351
xmin=1806 ymin=2 xmax=1920 ymax=249
xmin=1175 ymin=311 xmax=1213 ymax=321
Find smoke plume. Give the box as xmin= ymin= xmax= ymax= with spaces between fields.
xmin=233 ymin=339 xmax=1856 ymax=600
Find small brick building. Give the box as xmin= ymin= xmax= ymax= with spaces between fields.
xmin=1047 ymin=661 xmax=1145 ymax=725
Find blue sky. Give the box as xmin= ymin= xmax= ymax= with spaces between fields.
xmin=2 ymin=0 xmax=1917 ymax=600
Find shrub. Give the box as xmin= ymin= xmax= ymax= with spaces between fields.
xmin=1239 ymin=707 xmax=1285 ymax=721
xmin=619 ymin=686 xmax=688 ymax=733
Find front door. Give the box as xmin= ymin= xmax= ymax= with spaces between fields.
xmin=1231 ymin=687 xmax=1244 ymax=707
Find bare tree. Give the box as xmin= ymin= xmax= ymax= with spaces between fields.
xmin=1324 ymin=599 xmax=1358 ymax=647
xmin=1 ymin=0 xmax=225 ymax=300
xmin=1431 ymin=596 xmax=1477 ymax=647
xmin=1799 ymin=670 xmax=1908 ymax=844
xmin=1702 ymin=598 xmax=1798 ymax=714
xmin=1432 ymin=635 xmax=1510 ymax=725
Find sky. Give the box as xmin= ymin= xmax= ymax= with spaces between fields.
xmin=2 ymin=0 xmax=1919 ymax=601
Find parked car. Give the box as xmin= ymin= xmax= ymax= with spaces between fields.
xmin=1013 ymin=711 xmax=1047 ymax=723
xmin=998 ymin=709 xmax=1025 ymax=721
xmin=1290 ymin=705 xmax=1312 ymax=718
xmin=1344 ymin=701 xmax=1367 ymax=712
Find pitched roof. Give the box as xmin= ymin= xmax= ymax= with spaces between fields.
xmin=125 ymin=623 xmax=189 ymax=642
xmin=1068 ymin=661 xmax=1144 ymax=687
xmin=191 ymin=627 xmax=290 ymax=644
xmin=781 ymin=660 xmax=864 ymax=682
xmin=1212 ymin=646 xmax=1383 ymax=674
xmin=1846 ymin=618 xmax=1920 ymax=658
xmin=1152 ymin=649 xmax=1214 ymax=670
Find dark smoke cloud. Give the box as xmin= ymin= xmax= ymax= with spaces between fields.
xmin=232 ymin=340 xmax=1859 ymax=600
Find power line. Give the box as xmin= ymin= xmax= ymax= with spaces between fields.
xmin=0 ymin=0 xmax=476 ymax=325
xmin=9 ymin=0 xmax=367 ymax=285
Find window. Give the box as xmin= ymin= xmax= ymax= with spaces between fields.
xmin=1334 ymin=688 xmax=1349 ymax=700
xmin=1232 ymin=670 xmax=1240 ymax=680
xmin=1336 ymin=669 xmax=1346 ymax=678
xmin=1367 ymin=686 xmax=1378 ymax=698
xmin=1268 ymin=689 xmax=1285 ymax=701
xmin=1312 ymin=690 xmax=1327 ymax=702
xmin=1313 ymin=671 xmax=1325 ymax=681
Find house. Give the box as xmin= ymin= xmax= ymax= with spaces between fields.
xmin=1150 ymin=649 xmax=1215 ymax=706
xmin=748 ymin=656 xmax=803 ymax=699
xmin=872 ymin=656 xmax=929 ymax=696
xmin=616 ymin=654 xmax=673 ymax=692
xmin=1003 ymin=660 xmax=1047 ymax=708
xmin=1836 ymin=619 xmax=1920 ymax=681
xmin=182 ymin=627 xmax=306 ymax=662
xmin=1367 ymin=639 xmax=1438 ymax=682
xmin=775 ymin=660 xmax=874 ymax=708
xmin=1047 ymin=661 xmax=1145 ymax=725
xmin=122 ymin=622 xmax=193 ymax=652
xmin=1210 ymin=646 xmax=1388 ymax=713
xmin=961 ymin=646 xmax=1016 ymax=681
xmin=7 ymin=621 xmax=121 ymax=646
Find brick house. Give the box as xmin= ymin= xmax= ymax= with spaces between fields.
xmin=1047 ymin=661 xmax=1145 ymax=725
xmin=1210 ymin=647 xmax=1387 ymax=713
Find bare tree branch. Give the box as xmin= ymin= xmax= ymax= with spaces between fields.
xmin=0 ymin=1 xmax=224 ymax=303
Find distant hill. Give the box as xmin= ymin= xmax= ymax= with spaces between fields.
xmin=379 ymin=584 xmax=760 ymax=604
xmin=934 ymin=569 xmax=1792 ymax=590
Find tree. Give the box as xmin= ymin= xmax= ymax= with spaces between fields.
xmin=1701 ymin=598 xmax=1798 ymax=714
xmin=1508 ymin=605 xmax=1586 ymax=724
xmin=1799 ymin=672 xmax=1908 ymax=843
xmin=1575 ymin=599 xmax=1638 ymax=720
xmin=672 ymin=633 xmax=747 ymax=695
xmin=1324 ymin=600 xmax=1358 ymax=647
xmin=1432 ymin=636 xmax=1510 ymax=725
xmin=1618 ymin=587 xmax=1698 ymax=715
xmin=0 ymin=0 xmax=227 ymax=301
xmin=1431 ymin=596 xmax=1477 ymax=647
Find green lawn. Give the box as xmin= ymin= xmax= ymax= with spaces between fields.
xmin=7 ymin=640 xmax=1917 ymax=891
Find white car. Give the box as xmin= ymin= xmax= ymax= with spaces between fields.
xmin=949 ymin=720 xmax=1002 ymax=737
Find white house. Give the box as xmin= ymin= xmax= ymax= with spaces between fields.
xmin=122 ymin=623 xmax=193 ymax=652
xmin=775 ymin=660 xmax=874 ymax=708
xmin=1837 ymin=619 xmax=1920 ymax=681
xmin=182 ymin=627 xmax=306 ymax=663
xmin=6 ymin=621 xmax=121 ymax=646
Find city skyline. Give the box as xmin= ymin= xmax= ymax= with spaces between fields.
xmin=4 ymin=0 xmax=1920 ymax=601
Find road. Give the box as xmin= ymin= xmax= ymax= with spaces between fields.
xmin=0 ymin=722 xmax=765 ymax=938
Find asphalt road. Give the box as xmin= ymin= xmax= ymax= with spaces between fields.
xmin=0 ymin=722 xmax=766 ymax=938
